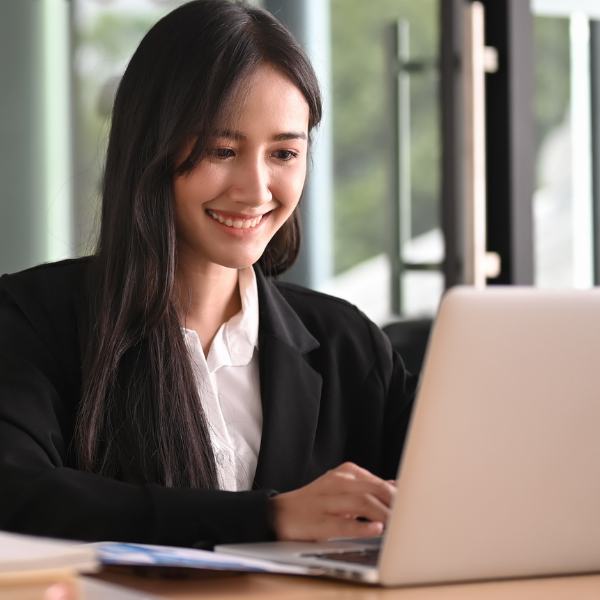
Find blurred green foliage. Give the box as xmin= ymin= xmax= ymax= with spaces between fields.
xmin=330 ymin=0 xmax=440 ymax=274
xmin=81 ymin=13 xmax=153 ymax=61
xmin=73 ymin=11 xmax=157 ymax=253
xmin=533 ymin=16 xmax=570 ymax=180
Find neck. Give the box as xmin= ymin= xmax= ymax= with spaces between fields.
xmin=176 ymin=259 xmax=242 ymax=356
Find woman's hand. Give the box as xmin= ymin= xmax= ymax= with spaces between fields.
xmin=268 ymin=462 xmax=396 ymax=541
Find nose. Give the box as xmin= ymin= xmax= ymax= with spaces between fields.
xmin=229 ymin=154 xmax=273 ymax=206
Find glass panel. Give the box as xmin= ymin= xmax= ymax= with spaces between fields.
xmin=532 ymin=15 xmax=571 ymax=287
xmin=532 ymin=0 xmax=598 ymax=288
xmin=72 ymin=1 xmax=183 ymax=255
xmin=324 ymin=0 xmax=442 ymax=323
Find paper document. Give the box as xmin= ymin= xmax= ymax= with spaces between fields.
xmin=95 ymin=542 xmax=312 ymax=575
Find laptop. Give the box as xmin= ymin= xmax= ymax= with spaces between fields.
xmin=216 ymin=287 xmax=600 ymax=586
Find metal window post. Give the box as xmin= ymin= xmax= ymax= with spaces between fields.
xmin=480 ymin=0 xmax=535 ymax=285
xmin=589 ymin=19 xmax=600 ymax=285
xmin=440 ymin=0 xmax=465 ymax=289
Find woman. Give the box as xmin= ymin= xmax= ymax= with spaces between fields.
xmin=0 ymin=0 xmax=415 ymax=546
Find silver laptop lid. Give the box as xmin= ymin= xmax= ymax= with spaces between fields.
xmin=381 ymin=286 xmax=600 ymax=587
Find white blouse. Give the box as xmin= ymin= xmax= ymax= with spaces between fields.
xmin=182 ymin=267 xmax=262 ymax=491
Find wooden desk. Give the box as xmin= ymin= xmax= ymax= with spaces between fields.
xmin=93 ymin=569 xmax=600 ymax=599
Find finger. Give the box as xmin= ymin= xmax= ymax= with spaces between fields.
xmin=320 ymin=491 xmax=391 ymax=524
xmin=321 ymin=475 xmax=396 ymax=508
xmin=329 ymin=464 xmax=396 ymax=496
xmin=334 ymin=462 xmax=379 ymax=480
xmin=312 ymin=515 xmax=384 ymax=542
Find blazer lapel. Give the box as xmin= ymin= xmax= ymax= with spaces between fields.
xmin=252 ymin=268 xmax=322 ymax=493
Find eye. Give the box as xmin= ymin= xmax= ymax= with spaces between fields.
xmin=208 ymin=147 xmax=235 ymax=160
xmin=272 ymin=149 xmax=299 ymax=162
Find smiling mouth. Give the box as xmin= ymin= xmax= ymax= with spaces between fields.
xmin=206 ymin=209 xmax=265 ymax=229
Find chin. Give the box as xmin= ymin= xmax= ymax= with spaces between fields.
xmin=215 ymin=251 xmax=265 ymax=271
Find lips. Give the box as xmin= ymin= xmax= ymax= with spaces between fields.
xmin=206 ymin=209 xmax=265 ymax=230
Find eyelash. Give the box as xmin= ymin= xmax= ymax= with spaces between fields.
xmin=207 ymin=148 xmax=299 ymax=162
xmin=272 ymin=149 xmax=298 ymax=161
xmin=209 ymin=148 xmax=235 ymax=160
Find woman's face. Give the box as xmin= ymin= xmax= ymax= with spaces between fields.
xmin=173 ymin=66 xmax=310 ymax=273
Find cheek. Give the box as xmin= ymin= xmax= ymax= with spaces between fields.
xmin=173 ymin=176 xmax=198 ymax=218
xmin=276 ymin=167 xmax=306 ymax=211
xmin=173 ymin=163 xmax=222 ymax=205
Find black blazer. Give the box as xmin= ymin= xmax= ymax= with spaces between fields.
xmin=0 ymin=259 xmax=415 ymax=546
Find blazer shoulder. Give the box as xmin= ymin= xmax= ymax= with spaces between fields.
xmin=274 ymin=280 xmax=365 ymax=317
xmin=0 ymin=258 xmax=90 ymax=356
xmin=0 ymin=257 xmax=90 ymax=305
xmin=273 ymin=281 xmax=387 ymax=348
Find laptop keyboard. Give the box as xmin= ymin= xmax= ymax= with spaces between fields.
xmin=301 ymin=547 xmax=381 ymax=566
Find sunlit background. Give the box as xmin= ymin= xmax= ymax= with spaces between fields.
xmin=1 ymin=0 xmax=598 ymax=324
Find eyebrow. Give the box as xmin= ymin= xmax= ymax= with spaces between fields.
xmin=272 ymin=132 xmax=308 ymax=141
xmin=215 ymin=130 xmax=307 ymax=142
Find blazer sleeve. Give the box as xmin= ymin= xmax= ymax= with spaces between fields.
xmin=0 ymin=271 xmax=273 ymax=546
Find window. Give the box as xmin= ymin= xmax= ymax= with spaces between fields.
xmin=531 ymin=0 xmax=600 ymax=288
xmin=322 ymin=0 xmax=443 ymax=323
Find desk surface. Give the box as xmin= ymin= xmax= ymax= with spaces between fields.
xmin=94 ymin=569 xmax=600 ymax=600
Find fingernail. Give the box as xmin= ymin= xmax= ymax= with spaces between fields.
xmin=369 ymin=521 xmax=384 ymax=535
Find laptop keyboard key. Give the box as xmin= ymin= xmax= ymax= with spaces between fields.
xmin=301 ymin=548 xmax=380 ymax=566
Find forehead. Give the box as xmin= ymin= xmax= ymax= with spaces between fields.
xmin=221 ymin=66 xmax=310 ymax=135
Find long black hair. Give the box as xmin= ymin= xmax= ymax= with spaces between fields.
xmin=75 ymin=0 xmax=322 ymax=489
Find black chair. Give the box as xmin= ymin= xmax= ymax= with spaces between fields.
xmin=382 ymin=319 xmax=433 ymax=376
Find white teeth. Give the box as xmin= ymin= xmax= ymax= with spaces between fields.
xmin=207 ymin=209 xmax=264 ymax=230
